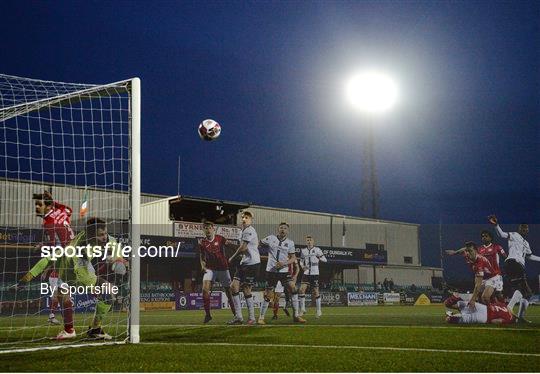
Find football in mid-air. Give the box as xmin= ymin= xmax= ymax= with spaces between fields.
xmin=198 ymin=119 xmax=221 ymax=141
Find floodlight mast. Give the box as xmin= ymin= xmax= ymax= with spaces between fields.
xmin=346 ymin=71 xmax=397 ymax=219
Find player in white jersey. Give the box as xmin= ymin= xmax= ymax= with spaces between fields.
xmin=228 ymin=211 xmax=260 ymax=325
xmin=257 ymin=222 xmax=306 ymax=324
xmin=489 ymin=215 xmax=540 ymax=322
xmin=298 ymin=235 xmax=327 ymax=318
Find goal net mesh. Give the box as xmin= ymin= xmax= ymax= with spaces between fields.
xmin=0 ymin=73 xmax=136 ymax=350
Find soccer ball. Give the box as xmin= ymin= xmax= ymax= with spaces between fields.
xmin=198 ymin=119 xmax=221 ymax=141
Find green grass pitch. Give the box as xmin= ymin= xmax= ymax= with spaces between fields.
xmin=1 ymin=305 xmax=539 ymax=372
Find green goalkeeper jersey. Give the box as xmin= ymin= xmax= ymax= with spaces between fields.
xmin=29 ymin=231 xmax=101 ymax=286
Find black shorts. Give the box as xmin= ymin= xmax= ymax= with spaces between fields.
xmin=265 ymin=271 xmax=292 ymax=289
xmin=234 ymin=264 xmax=259 ymax=286
xmin=301 ymin=274 xmax=320 ymax=288
xmin=504 ymin=259 xmax=532 ymax=298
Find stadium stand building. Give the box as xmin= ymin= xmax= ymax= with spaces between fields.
xmin=1 ymin=178 xmax=442 ymax=292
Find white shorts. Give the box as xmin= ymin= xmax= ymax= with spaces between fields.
xmin=482 ymin=274 xmax=503 ymax=292
xmin=274 ymin=281 xmax=284 ymax=293
xmin=458 ymin=301 xmax=487 ymax=324
xmin=202 ymin=269 xmax=232 ymax=287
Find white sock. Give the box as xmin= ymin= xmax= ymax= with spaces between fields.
xmin=246 ymin=295 xmax=255 ymax=321
xmin=259 ymin=299 xmax=269 ymax=319
xmin=508 ymin=290 xmax=523 ymax=312
xmin=232 ymin=294 xmax=242 ymax=320
xmin=292 ymin=293 xmax=299 ymax=317
xmin=518 ymin=299 xmax=529 ymax=319
xmin=299 ymin=295 xmax=305 ymax=313
xmin=49 ymin=313 xmax=55 ymax=318
xmin=316 ymin=296 xmax=321 ymax=315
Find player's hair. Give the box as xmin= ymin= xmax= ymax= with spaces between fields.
xmin=32 ymin=193 xmax=53 ymax=206
xmin=203 ymin=220 xmax=214 ymax=226
xmin=305 ymin=235 xmax=313 ymax=239
xmin=279 ymin=222 xmax=289 ymax=228
xmin=241 ymin=211 xmax=253 ymax=218
xmin=86 ymin=217 xmax=107 ymax=242
xmin=464 ymin=241 xmax=477 ymax=250
xmin=481 ymin=230 xmax=493 ymax=239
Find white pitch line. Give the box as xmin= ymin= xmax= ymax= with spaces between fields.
xmin=137 ymin=323 xmax=540 ymax=332
xmin=139 ymin=341 xmax=540 ymax=357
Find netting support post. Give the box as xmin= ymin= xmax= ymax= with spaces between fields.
xmin=129 ymin=77 xmax=141 ymax=344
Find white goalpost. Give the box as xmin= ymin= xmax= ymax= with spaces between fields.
xmin=0 ymin=74 xmax=140 ymax=351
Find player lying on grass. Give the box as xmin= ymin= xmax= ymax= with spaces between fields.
xmin=198 ymin=221 xmax=236 ymax=323
xmin=299 ymin=235 xmax=327 ymax=318
xmin=444 ymin=294 xmax=514 ymax=324
xmin=258 ymin=222 xmax=306 ymax=324
xmin=33 ymin=190 xmax=75 ymax=325
xmin=228 ymin=211 xmax=261 ymax=325
xmin=19 ymin=217 xmax=122 ymax=340
xmin=489 ymin=215 xmax=540 ymax=323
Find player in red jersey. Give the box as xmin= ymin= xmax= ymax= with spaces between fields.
xmin=465 ymin=242 xmax=501 ymax=308
xmin=33 ymin=190 xmax=75 ymax=325
xmin=477 ymin=230 xmax=506 ymax=301
xmin=199 ymin=221 xmax=236 ymax=323
xmin=445 ymin=296 xmax=514 ymax=324
xmin=445 ymin=241 xmax=502 ymax=305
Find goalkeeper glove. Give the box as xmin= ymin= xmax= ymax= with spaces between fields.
xmin=20 ymin=272 xmax=34 ymax=283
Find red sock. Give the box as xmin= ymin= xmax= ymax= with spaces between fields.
xmin=51 ymin=298 xmax=59 ymax=314
xmin=273 ymin=301 xmax=279 ymax=316
xmin=63 ymin=299 xmax=74 ymax=333
xmin=203 ymin=293 xmax=211 ymax=315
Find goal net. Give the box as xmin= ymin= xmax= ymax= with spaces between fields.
xmin=0 ymin=74 xmax=140 ymax=351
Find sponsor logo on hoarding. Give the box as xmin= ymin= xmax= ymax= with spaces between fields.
xmin=174 ymin=221 xmax=242 ymax=240
xmin=383 ymin=292 xmax=401 ymax=304
xmin=347 ymin=292 xmax=378 ymax=306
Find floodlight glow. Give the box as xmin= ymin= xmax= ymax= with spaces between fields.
xmin=346 ymin=71 xmax=398 ymax=113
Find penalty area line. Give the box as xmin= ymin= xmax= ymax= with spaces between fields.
xmin=140 ymin=341 xmax=540 ymax=357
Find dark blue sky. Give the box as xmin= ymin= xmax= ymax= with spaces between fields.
xmin=1 ymin=1 xmax=538 ymax=270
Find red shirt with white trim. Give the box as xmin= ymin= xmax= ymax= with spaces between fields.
xmin=42 ymin=202 xmax=75 ymax=247
xmin=487 ymin=302 xmax=514 ymax=324
xmin=199 ymin=234 xmax=229 ymax=271
xmin=478 ymin=243 xmax=505 ymax=274
xmin=468 ymin=254 xmax=500 ymax=279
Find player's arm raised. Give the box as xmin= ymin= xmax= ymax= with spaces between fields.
xmin=489 ymin=215 xmax=509 ymax=239
xmin=444 ymin=247 xmax=466 ymax=256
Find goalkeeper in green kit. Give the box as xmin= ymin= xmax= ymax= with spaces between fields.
xmin=20 ymin=217 xmax=124 ymax=340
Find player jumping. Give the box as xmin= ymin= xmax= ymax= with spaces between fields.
xmin=199 ymin=221 xmax=236 ymax=323
xmin=489 ymin=215 xmax=540 ymax=322
xmin=33 ymin=190 xmax=75 ymax=326
xmin=299 ymin=235 xmax=327 ymax=318
xmin=19 ymin=218 xmax=119 ymax=340
xmin=258 ymin=222 xmax=306 ymax=324
xmin=228 ymin=211 xmax=260 ymax=325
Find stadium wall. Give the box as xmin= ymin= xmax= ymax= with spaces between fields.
xmin=245 ymin=205 xmax=420 ymax=267
xmin=0 ymin=178 xmax=165 ymax=227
